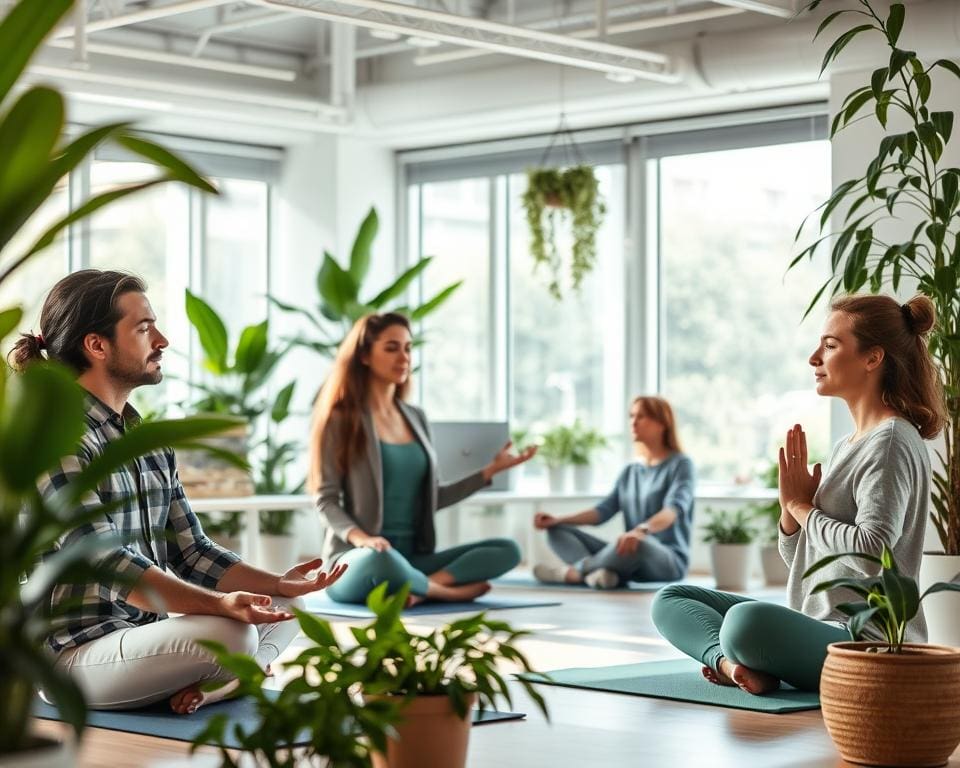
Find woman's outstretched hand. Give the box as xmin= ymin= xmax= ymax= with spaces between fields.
xmin=482 ymin=441 xmax=538 ymax=482
xmin=778 ymin=424 xmax=822 ymax=528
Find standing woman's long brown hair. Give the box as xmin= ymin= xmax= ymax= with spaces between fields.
xmin=308 ymin=312 xmax=412 ymax=491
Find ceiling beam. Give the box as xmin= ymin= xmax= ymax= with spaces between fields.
xmin=250 ymin=0 xmax=681 ymax=83
xmin=192 ymin=9 xmax=291 ymax=56
xmin=54 ymin=0 xmax=239 ymax=39
xmin=708 ymin=0 xmax=794 ymax=19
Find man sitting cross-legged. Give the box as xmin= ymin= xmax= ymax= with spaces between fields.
xmin=9 ymin=269 xmax=346 ymax=714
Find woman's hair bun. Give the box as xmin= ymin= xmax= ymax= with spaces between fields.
xmin=903 ymin=295 xmax=936 ymax=336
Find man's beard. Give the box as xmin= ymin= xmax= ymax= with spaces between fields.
xmin=107 ymin=353 xmax=163 ymax=387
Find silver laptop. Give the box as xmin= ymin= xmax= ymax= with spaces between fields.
xmin=430 ymin=421 xmax=510 ymax=492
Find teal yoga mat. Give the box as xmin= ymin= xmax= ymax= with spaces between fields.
xmin=493 ymin=574 xmax=679 ymax=592
xmin=517 ymin=658 xmax=820 ymax=714
xmin=304 ymin=592 xmax=560 ymax=617
xmin=34 ymin=691 xmax=524 ymax=748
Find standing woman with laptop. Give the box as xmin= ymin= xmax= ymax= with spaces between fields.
xmin=309 ymin=312 xmax=536 ymax=605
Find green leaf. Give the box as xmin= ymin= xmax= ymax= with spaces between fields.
xmin=0 ymin=306 xmax=23 ymax=346
xmin=267 ymin=295 xmax=322 ymax=330
xmin=917 ymin=122 xmax=943 ymax=164
xmin=0 ymin=364 xmax=86 ymax=492
xmin=349 ymin=207 xmax=378 ymax=284
xmin=821 ymin=25 xmax=876 ymax=77
xmin=317 ymin=252 xmax=358 ymax=318
xmin=933 ymin=59 xmax=960 ymax=81
xmin=921 ymin=581 xmax=960 ymax=600
xmin=185 ymin=289 xmax=229 ymax=374
xmin=10 ymin=643 xmax=87 ymax=738
xmin=842 ymin=89 xmax=876 ymax=129
xmin=270 ymin=381 xmax=296 ymax=423
xmin=0 ymin=0 xmax=72 ymax=107
xmin=889 ymin=48 xmax=915 ymax=81
xmin=931 ymin=112 xmax=954 ymax=144
xmin=871 ymin=67 xmax=889 ymax=98
xmin=886 ymin=4 xmax=905 ymax=46
xmin=292 ymin=607 xmax=338 ymax=648
xmin=882 ymin=567 xmax=919 ymax=628
xmin=368 ymin=257 xmax=432 ymax=308
xmin=64 ymin=416 xmax=245 ymax=505
xmin=848 ymin=606 xmax=882 ymax=640
xmin=915 ymin=72 xmax=932 ymax=106
xmin=115 ymin=134 xmax=217 ymax=194
xmin=410 ymin=281 xmax=462 ymax=321
xmin=802 ymin=551 xmax=884 ymax=579
xmin=233 ymin=321 xmax=269 ymax=376
xmin=814 ymin=10 xmax=851 ymax=41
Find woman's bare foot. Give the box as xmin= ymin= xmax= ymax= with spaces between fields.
xmin=405 ymin=592 xmax=426 ymax=608
xmin=702 ymin=665 xmax=736 ymax=686
xmin=716 ymin=657 xmax=780 ymax=695
xmin=169 ymin=664 xmax=273 ymax=714
xmin=425 ymin=580 xmax=492 ymax=602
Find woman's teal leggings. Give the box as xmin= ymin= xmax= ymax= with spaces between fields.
xmin=325 ymin=537 xmax=521 ymax=604
xmin=650 ymin=584 xmax=849 ymax=691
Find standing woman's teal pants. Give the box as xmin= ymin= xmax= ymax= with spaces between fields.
xmin=326 ymin=537 xmax=521 ymax=604
xmin=650 ymin=584 xmax=849 ymax=691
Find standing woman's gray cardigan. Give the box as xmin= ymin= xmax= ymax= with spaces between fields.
xmin=317 ymin=400 xmax=488 ymax=562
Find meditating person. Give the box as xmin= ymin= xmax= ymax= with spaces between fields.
xmin=652 ymin=294 xmax=945 ymax=694
xmin=310 ymin=311 xmax=535 ymax=605
xmin=10 ymin=270 xmax=346 ymax=714
xmin=532 ymin=395 xmax=695 ymax=589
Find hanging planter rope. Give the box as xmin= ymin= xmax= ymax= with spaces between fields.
xmin=522 ymin=116 xmax=606 ymax=301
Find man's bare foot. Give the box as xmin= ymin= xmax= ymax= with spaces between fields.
xmin=425 ymin=580 xmax=492 ymax=602
xmin=405 ymin=592 xmax=426 ymax=608
xmin=170 ymin=664 xmax=273 ymax=714
xmin=716 ymin=657 xmax=780 ymax=695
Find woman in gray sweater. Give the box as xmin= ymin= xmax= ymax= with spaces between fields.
xmin=652 ymin=294 xmax=947 ymax=693
xmin=309 ymin=312 xmax=535 ymax=605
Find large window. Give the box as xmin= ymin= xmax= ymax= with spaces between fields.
xmin=656 ymin=140 xmax=831 ymax=483
xmin=403 ymin=112 xmax=831 ymax=490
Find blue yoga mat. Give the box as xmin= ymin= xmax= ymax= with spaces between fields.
xmin=303 ymin=592 xmax=560 ymax=617
xmin=493 ymin=573 xmax=680 ymax=592
xmin=517 ymin=658 xmax=820 ymax=714
xmin=34 ymin=691 xmax=525 ymax=748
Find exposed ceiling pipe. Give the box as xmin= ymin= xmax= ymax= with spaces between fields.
xmin=330 ymin=23 xmax=356 ymax=112
xmin=29 ymin=64 xmax=344 ymax=118
xmin=47 ymin=39 xmax=299 ymax=81
xmin=595 ymin=0 xmax=606 ymax=41
xmin=708 ymin=0 xmax=793 ymax=18
xmin=54 ymin=0 xmax=239 ymax=39
xmin=414 ymin=6 xmax=743 ymax=67
xmin=249 ymin=0 xmax=680 ymax=82
xmin=192 ymin=10 xmax=291 ymax=57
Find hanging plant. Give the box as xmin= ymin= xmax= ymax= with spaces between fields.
xmin=522 ymin=165 xmax=606 ymax=300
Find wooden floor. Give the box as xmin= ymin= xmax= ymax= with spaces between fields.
xmin=34 ymin=577 xmax=960 ymax=767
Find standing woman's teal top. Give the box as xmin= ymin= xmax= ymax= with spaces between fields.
xmin=379 ymin=440 xmax=429 ymax=556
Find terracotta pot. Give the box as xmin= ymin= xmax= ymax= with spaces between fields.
xmin=820 ymin=641 xmax=960 ymax=767
xmin=371 ymin=693 xmax=476 ymax=768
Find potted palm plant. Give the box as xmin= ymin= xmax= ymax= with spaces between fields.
xmin=792 ymin=0 xmax=960 ymax=643
xmin=0 ymin=0 xmax=237 ymax=764
xmin=805 ymin=546 xmax=960 ymax=767
xmin=701 ymin=508 xmax=756 ymax=590
xmin=268 ymin=207 xmax=463 ymax=358
xmin=521 ymin=166 xmax=606 ymax=301
xmin=195 ymin=583 xmax=549 ymax=768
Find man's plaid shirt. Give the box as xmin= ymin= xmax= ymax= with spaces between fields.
xmin=39 ymin=393 xmax=241 ymax=654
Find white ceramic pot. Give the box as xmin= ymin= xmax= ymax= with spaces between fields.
xmin=258 ymin=534 xmax=297 ymax=573
xmin=710 ymin=543 xmax=753 ymax=590
xmin=919 ymin=552 xmax=960 ymax=646
xmin=572 ymin=464 xmax=593 ymax=493
xmin=759 ymin=544 xmax=789 ymax=586
xmin=547 ymin=465 xmax=568 ymax=494
xmin=0 ymin=737 xmax=74 ymax=768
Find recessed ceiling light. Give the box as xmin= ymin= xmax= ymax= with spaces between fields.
xmin=605 ymin=71 xmax=637 ymax=84
xmin=406 ymin=35 xmax=442 ymax=48
xmin=370 ymin=29 xmax=401 ymax=41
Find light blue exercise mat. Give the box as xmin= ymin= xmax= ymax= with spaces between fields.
xmin=493 ymin=573 xmax=680 ymax=592
xmin=517 ymin=658 xmax=821 ymax=714
xmin=34 ymin=691 xmax=525 ymax=748
xmin=303 ymin=591 xmax=560 ymax=618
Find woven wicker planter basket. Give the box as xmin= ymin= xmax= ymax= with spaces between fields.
xmin=820 ymin=641 xmax=960 ymax=767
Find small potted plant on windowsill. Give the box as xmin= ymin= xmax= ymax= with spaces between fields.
xmin=537 ymin=425 xmax=573 ymax=494
xmin=804 ymin=546 xmax=960 ymax=767
xmin=568 ymin=420 xmax=608 ymax=493
xmin=701 ymin=507 xmax=756 ymax=590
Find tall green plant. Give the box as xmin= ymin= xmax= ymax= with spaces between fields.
xmin=792 ymin=0 xmax=960 ymax=554
xmin=0 ymin=0 xmax=236 ymax=756
xmin=269 ymin=207 xmax=463 ymax=357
